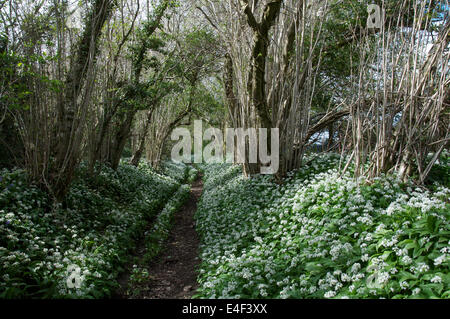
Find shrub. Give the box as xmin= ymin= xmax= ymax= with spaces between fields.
xmin=194 ymin=154 xmax=450 ymax=299
xmin=0 ymin=160 xmax=189 ymax=298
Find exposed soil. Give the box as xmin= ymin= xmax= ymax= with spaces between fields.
xmin=114 ymin=174 xmax=203 ymax=299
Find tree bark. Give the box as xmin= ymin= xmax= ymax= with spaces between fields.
xmin=243 ymin=0 xmax=283 ymax=129
xmin=110 ymin=108 xmax=136 ymax=170
xmin=52 ymin=0 xmax=115 ymax=201
xmin=130 ymin=109 xmax=154 ymax=166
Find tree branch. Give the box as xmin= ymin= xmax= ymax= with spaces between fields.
xmin=242 ymin=2 xmax=260 ymax=32
xmin=196 ymin=6 xmax=219 ymax=31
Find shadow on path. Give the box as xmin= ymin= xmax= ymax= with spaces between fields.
xmin=139 ymin=175 xmax=203 ymax=299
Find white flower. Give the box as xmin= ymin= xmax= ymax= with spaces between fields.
xmin=430 ymin=275 xmax=442 ymax=283
xmin=401 ymin=256 xmax=412 ymax=265
xmin=351 ymin=263 xmax=361 ymax=273
xmin=377 ymin=272 xmax=390 ymax=285
xmin=399 ymin=281 xmax=409 ymax=290
xmin=341 ymin=273 xmax=351 ymax=282
xmin=324 ymin=291 xmax=336 ymax=298
xmin=416 ymin=263 xmax=429 ymax=273
xmin=260 ymin=289 xmax=268 ymax=297
xmin=434 ymin=255 xmax=445 ymax=266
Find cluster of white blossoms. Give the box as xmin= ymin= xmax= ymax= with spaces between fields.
xmin=0 ymin=161 xmax=192 ymax=298
xmin=195 ymin=153 xmax=449 ymax=299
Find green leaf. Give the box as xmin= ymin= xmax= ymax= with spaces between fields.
xmin=398 ymin=271 xmax=417 ymax=281
xmin=427 ymin=216 xmax=437 ymax=232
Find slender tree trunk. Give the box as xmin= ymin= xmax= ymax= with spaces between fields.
xmin=110 ymin=108 xmax=136 ymax=170
xmin=327 ymin=123 xmax=334 ymax=150
xmin=130 ymin=109 xmax=154 ymax=166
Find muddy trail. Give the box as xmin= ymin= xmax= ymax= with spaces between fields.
xmin=115 ymin=175 xmax=203 ymax=299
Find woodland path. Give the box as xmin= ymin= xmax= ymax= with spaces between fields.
xmin=115 ymin=174 xmax=203 ymax=299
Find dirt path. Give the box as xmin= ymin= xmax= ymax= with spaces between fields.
xmin=132 ymin=175 xmax=203 ymax=299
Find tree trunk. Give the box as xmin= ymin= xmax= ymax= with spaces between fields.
xmin=130 ymin=109 xmax=154 ymax=166
xmin=243 ymin=0 xmax=282 ymax=130
xmin=52 ymin=0 xmax=114 ymax=201
xmin=109 ymin=109 xmax=136 ymax=170
xmin=327 ymin=123 xmax=334 ymax=150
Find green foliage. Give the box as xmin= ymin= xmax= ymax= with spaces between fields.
xmin=127 ymin=265 xmax=150 ymax=297
xmin=194 ymin=154 xmax=449 ymax=299
xmin=319 ymin=1 xmax=366 ymax=78
xmin=0 ymin=160 xmax=191 ymax=298
xmin=187 ymin=166 xmax=199 ymax=184
xmin=143 ymin=184 xmax=190 ymax=263
xmin=424 ymin=150 xmax=450 ymax=188
xmin=191 ymin=82 xmax=226 ymax=125
xmin=0 ymin=49 xmax=62 ymax=111
xmin=177 ymin=28 xmax=221 ymax=84
xmin=114 ymin=0 xmax=179 ymax=116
